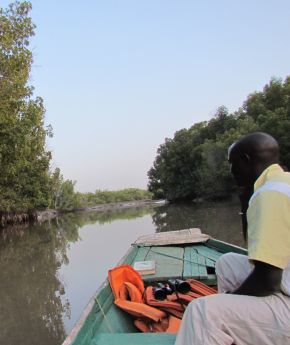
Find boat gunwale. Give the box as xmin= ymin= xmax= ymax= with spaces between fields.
xmin=207 ymin=238 xmax=247 ymax=254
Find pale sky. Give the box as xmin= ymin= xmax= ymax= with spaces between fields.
xmin=3 ymin=1 xmax=290 ymax=192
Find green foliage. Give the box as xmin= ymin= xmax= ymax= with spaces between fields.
xmin=54 ymin=180 xmax=82 ymax=211
xmin=81 ymin=188 xmax=153 ymax=206
xmin=148 ymin=76 xmax=290 ymax=202
xmin=0 ymin=3 xmax=153 ymax=214
xmin=244 ymin=77 xmax=290 ymax=168
xmin=0 ymin=1 xmax=52 ymax=212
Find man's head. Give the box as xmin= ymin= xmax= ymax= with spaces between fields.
xmin=228 ymin=132 xmax=279 ymax=187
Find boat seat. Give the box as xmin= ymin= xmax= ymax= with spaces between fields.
xmin=91 ymin=333 xmax=176 ymax=345
xmin=132 ymin=244 xmax=221 ymax=284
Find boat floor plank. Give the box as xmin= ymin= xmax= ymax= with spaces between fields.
xmin=138 ymin=246 xmax=184 ymax=280
xmin=91 ymin=333 xmax=176 ymax=345
xmin=195 ymin=250 xmax=208 ymax=279
xmin=183 ymin=247 xmax=208 ymax=280
xmin=193 ymin=245 xmax=223 ymax=261
xmin=183 ymin=246 xmax=193 ymax=278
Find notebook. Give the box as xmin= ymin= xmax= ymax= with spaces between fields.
xmin=133 ymin=260 xmax=156 ymax=275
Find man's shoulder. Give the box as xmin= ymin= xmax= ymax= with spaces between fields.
xmin=265 ymin=170 xmax=290 ymax=191
xmin=271 ymin=170 xmax=290 ymax=184
xmin=250 ymin=174 xmax=290 ymax=207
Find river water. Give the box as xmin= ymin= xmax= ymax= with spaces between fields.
xmin=0 ymin=201 xmax=244 ymax=345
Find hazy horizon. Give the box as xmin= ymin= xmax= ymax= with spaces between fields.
xmin=3 ymin=0 xmax=290 ymax=192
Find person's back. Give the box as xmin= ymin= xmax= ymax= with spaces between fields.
xmin=246 ymin=162 xmax=290 ymax=296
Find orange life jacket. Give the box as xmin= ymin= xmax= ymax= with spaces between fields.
xmin=108 ymin=265 xmax=181 ymax=333
xmin=187 ymin=279 xmax=217 ymax=296
xmin=144 ymin=280 xmax=217 ymax=319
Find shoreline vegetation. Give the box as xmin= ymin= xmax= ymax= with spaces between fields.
xmin=148 ymin=77 xmax=290 ymax=202
xmin=0 ymin=4 xmax=157 ymax=228
xmin=38 ymin=199 xmax=166 ymax=222
xmin=0 ymin=199 xmax=165 ymax=228
xmin=0 ymin=186 xmax=154 ymax=227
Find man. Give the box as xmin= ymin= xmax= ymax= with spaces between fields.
xmin=175 ymin=132 xmax=290 ymax=345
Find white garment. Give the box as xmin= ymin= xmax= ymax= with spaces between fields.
xmin=216 ymin=252 xmax=290 ymax=296
xmin=174 ymin=253 xmax=290 ymax=345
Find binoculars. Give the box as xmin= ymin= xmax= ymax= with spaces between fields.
xmin=153 ymin=279 xmax=191 ymax=300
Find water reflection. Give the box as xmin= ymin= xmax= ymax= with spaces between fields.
xmin=153 ymin=200 xmax=245 ymax=247
xmin=58 ymin=204 xmax=155 ymax=226
xmin=0 ymin=206 xmax=156 ymax=345
xmin=0 ymin=222 xmax=70 ymax=345
xmin=0 ymin=202 xmax=244 ymax=345
xmin=58 ymin=207 xmax=156 ymax=333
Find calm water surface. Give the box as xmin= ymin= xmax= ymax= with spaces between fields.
xmin=0 ymin=201 xmax=244 ymax=345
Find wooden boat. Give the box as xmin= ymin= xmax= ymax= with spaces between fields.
xmin=63 ymin=229 xmax=246 ymax=345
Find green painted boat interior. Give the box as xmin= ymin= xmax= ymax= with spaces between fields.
xmin=70 ymin=240 xmax=247 ymax=345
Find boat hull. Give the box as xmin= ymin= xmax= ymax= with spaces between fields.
xmin=63 ymin=233 xmax=246 ymax=345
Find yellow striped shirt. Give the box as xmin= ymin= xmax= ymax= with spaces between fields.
xmin=247 ymin=164 xmax=290 ymax=269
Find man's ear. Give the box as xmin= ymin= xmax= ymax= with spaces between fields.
xmin=241 ymin=153 xmax=250 ymax=162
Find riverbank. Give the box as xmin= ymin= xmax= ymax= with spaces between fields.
xmin=36 ymin=199 xmax=166 ymax=223
xmin=0 ymin=200 xmax=165 ymax=228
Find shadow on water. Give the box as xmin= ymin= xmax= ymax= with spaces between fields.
xmin=0 ymin=201 xmax=244 ymax=345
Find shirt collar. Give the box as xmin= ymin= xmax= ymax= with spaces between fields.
xmin=254 ymin=164 xmax=283 ymax=191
